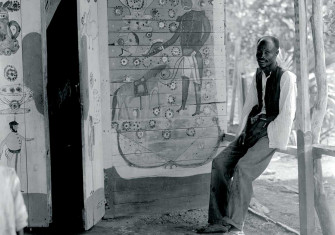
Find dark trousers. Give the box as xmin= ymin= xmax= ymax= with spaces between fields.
xmin=208 ymin=120 xmax=276 ymax=230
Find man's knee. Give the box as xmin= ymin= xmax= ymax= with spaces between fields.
xmin=211 ymin=156 xmax=231 ymax=174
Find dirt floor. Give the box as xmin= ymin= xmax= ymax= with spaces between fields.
xmin=26 ymin=153 xmax=335 ymax=235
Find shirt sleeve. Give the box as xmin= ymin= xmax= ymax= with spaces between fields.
xmin=236 ymin=74 xmax=258 ymax=136
xmin=267 ymin=71 xmax=297 ymax=150
xmin=11 ymin=170 xmax=28 ymax=231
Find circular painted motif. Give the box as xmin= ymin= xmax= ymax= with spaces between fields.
xmin=169 ymin=82 xmax=177 ymax=90
xmin=4 ymin=65 xmax=18 ymax=82
xmin=169 ymin=22 xmax=178 ymax=33
xmin=159 ymin=0 xmax=167 ymax=5
xmin=133 ymin=58 xmax=141 ymax=66
xmin=165 ymin=108 xmax=174 ymax=119
xmin=186 ymin=127 xmax=196 ymax=136
xmin=153 ymin=107 xmax=161 ymax=116
xmin=167 ymin=95 xmax=176 ymax=104
xmin=122 ymin=121 xmax=131 ymax=131
xmin=160 ymin=69 xmax=171 ymax=80
xmin=150 ymin=8 xmax=159 ymax=18
xmin=146 ymin=32 xmax=153 ymax=38
xmin=149 ymin=120 xmax=156 ymax=128
xmin=162 ymin=130 xmax=171 ymax=139
xmin=169 ymin=0 xmax=179 ymax=6
xmin=121 ymin=58 xmax=129 ymax=66
xmin=203 ymin=47 xmax=210 ymax=55
xmin=126 ymin=0 xmax=145 ymax=10
xmin=143 ymin=58 xmax=152 ymax=68
xmin=158 ymin=20 xmax=166 ymax=29
xmin=168 ymin=9 xmax=176 ymax=18
xmin=136 ymin=130 xmax=145 ymax=139
xmin=171 ymin=47 xmax=181 ymax=56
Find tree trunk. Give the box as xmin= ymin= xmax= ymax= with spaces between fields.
xmin=310 ymin=0 xmax=335 ymax=234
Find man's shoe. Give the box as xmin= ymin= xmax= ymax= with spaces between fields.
xmin=226 ymin=228 xmax=245 ymax=235
xmin=196 ymin=223 xmax=231 ymax=233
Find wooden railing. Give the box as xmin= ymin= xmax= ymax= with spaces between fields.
xmin=224 ymin=133 xmax=335 ymax=234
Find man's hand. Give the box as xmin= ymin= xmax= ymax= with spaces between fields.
xmin=143 ymin=42 xmax=164 ymax=57
xmin=237 ymin=132 xmax=247 ymax=146
xmin=245 ymin=123 xmax=270 ymax=148
xmin=17 ymin=229 xmax=24 ymax=235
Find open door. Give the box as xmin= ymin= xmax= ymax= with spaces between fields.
xmin=76 ymin=0 xmax=106 ymax=230
xmin=47 ymin=0 xmax=84 ymax=230
xmin=47 ymin=0 xmax=105 ymax=230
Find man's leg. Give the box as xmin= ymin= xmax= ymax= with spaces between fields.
xmin=177 ymin=76 xmax=190 ymax=112
xmin=208 ymin=140 xmax=247 ymax=224
xmin=192 ymin=82 xmax=202 ymax=116
xmin=223 ymin=137 xmax=276 ymax=231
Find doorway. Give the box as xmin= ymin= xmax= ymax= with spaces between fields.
xmin=47 ymin=0 xmax=84 ymax=231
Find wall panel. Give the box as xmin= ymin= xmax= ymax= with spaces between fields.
xmin=105 ymin=0 xmax=226 ymax=217
xmin=0 ymin=0 xmax=51 ymax=226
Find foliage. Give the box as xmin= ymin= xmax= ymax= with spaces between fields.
xmin=226 ymin=0 xmax=335 ymax=145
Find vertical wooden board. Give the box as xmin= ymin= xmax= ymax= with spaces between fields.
xmin=107 ymin=0 xmax=227 ymax=178
xmin=294 ymin=0 xmax=315 ymax=234
xmin=77 ymin=0 xmax=105 ymax=230
xmin=0 ymin=0 xmax=51 ymax=226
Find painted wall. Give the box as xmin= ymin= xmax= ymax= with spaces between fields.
xmin=77 ymin=0 xmax=106 ymax=229
xmin=0 ymin=0 xmax=50 ymax=226
xmin=106 ymin=0 xmax=226 ymax=216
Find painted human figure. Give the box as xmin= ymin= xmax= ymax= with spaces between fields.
xmin=0 ymin=121 xmax=34 ymax=172
xmin=145 ymin=0 xmax=211 ymax=116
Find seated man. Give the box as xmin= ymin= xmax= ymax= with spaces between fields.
xmin=198 ymin=36 xmax=297 ymax=234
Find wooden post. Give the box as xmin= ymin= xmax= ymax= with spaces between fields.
xmin=310 ymin=0 xmax=335 ymax=233
xmin=294 ymin=0 xmax=315 ymax=234
xmin=228 ymin=37 xmax=241 ymax=127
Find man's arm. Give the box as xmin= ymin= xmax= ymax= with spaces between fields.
xmin=12 ymin=170 xmax=28 ymax=234
xmin=236 ymin=74 xmax=258 ymax=137
xmin=267 ymin=71 xmax=297 ymax=150
xmin=199 ymin=13 xmax=211 ymax=49
xmin=162 ymin=23 xmax=181 ymax=49
xmin=144 ymin=17 xmax=182 ymax=57
xmin=17 ymin=229 xmax=24 ymax=235
xmin=0 ymin=136 xmax=8 ymax=158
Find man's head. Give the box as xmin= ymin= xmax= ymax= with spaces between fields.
xmin=9 ymin=120 xmax=18 ymax=132
xmin=181 ymin=0 xmax=205 ymax=11
xmin=256 ymin=36 xmax=279 ymax=71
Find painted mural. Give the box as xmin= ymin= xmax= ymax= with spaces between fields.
xmin=0 ymin=1 xmax=21 ymax=55
xmin=79 ymin=0 xmax=105 ymax=229
xmin=0 ymin=0 xmax=32 ymax=186
xmin=109 ymin=0 xmax=223 ymax=169
xmin=0 ymin=1 xmax=50 ymax=226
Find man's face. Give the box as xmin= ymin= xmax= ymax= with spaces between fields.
xmin=256 ymin=39 xmax=278 ymax=70
xmin=11 ymin=124 xmax=18 ymax=132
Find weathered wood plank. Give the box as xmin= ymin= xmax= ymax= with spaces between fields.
xmin=313 ymin=144 xmax=335 ymax=157
xmin=294 ymin=0 xmax=315 ymax=234
xmin=104 ymin=166 xmax=210 ymax=218
xmin=45 ymin=0 xmax=62 ymax=28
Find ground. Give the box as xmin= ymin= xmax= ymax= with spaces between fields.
xmin=26 ymin=153 xmax=335 ymax=235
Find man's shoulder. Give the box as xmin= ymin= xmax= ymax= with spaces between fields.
xmin=0 ymin=165 xmax=15 ymax=178
xmin=281 ymin=70 xmax=296 ymax=82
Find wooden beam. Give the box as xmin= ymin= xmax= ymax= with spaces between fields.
xmin=294 ymin=0 xmax=315 ymax=234
xmin=313 ymin=144 xmax=335 ymax=158
xmin=45 ymin=0 xmax=62 ymax=28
